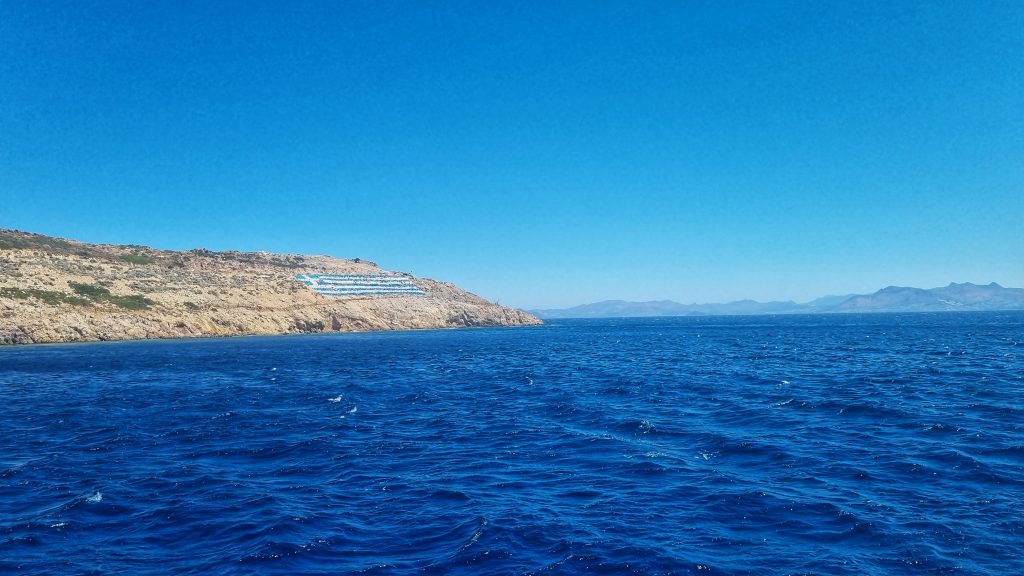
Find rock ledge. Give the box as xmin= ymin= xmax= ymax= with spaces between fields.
xmin=0 ymin=229 xmax=542 ymax=345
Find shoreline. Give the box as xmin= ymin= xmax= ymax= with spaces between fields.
xmin=0 ymin=321 xmax=548 ymax=349
xmin=0 ymin=229 xmax=542 ymax=345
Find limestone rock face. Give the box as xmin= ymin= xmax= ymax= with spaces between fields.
xmin=0 ymin=229 xmax=542 ymax=345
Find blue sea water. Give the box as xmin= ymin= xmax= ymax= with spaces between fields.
xmin=1 ymin=313 xmax=1023 ymax=575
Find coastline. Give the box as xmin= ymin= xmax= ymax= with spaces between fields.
xmin=0 ymin=229 xmax=542 ymax=345
xmin=0 ymin=321 xmax=549 ymax=349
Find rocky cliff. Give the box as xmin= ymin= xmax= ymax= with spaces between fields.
xmin=0 ymin=229 xmax=541 ymax=345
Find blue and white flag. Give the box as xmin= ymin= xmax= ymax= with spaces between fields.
xmin=295 ymin=274 xmax=426 ymax=297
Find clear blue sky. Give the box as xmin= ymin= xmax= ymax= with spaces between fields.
xmin=2 ymin=1 xmax=1022 ymax=308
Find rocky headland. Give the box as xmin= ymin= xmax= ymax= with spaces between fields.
xmin=0 ymin=229 xmax=541 ymax=345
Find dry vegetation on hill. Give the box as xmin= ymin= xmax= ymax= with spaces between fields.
xmin=0 ymin=229 xmax=541 ymax=345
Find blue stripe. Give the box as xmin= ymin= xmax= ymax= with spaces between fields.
xmin=296 ymin=272 xmax=426 ymax=297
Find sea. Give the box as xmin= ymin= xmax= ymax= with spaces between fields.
xmin=1 ymin=313 xmax=1022 ymax=575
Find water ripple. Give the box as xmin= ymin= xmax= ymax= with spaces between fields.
xmin=1 ymin=312 xmax=1022 ymax=574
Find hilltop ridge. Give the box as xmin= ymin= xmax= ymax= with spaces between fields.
xmin=0 ymin=229 xmax=541 ymax=345
xmin=532 ymin=282 xmax=1024 ymax=319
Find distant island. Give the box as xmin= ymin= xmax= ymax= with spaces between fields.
xmin=531 ymin=283 xmax=1024 ymax=319
xmin=0 ymin=229 xmax=541 ymax=345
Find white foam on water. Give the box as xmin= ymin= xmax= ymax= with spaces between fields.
xmin=328 ymin=395 xmax=342 ymax=403
xmin=85 ymin=492 xmax=102 ymax=503
xmin=459 ymin=518 xmax=488 ymax=552
xmin=348 ymin=406 xmax=358 ymax=414
xmin=50 ymin=522 xmax=67 ymax=528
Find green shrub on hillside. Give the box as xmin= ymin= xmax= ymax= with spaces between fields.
xmin=0 ymin=287 xmax=91 ymax=306
xmin=118 ymin=253 xmax=155 ymax=265
xmin=70 ymin=282 xmax=112 ymax=299
xmin=107 ymin=294 xmax=153 ymax=310
xmin=0 ymin=234 xmax=75 ymax=252
xmin=69 ymin=282 xmax=155 ymax=309
xmin=1 ymin=282 xmax=155 ymax=310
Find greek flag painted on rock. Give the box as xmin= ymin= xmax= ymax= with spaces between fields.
xmin=295 ymin=274 xmax=426 ymax=297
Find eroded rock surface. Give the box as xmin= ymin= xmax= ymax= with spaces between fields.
xmin=0 ymin=229 xmax=541 ymax=345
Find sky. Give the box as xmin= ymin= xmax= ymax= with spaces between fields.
xmin=1 ymin=1 xmax=1022 ymax=309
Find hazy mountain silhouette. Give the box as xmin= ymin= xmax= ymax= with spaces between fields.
xmin=531 ymin=283 xmax=1024 ymax=319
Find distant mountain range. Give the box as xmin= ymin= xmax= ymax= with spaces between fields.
xmin=530 ymin=282 xmax=1024 ymax=319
